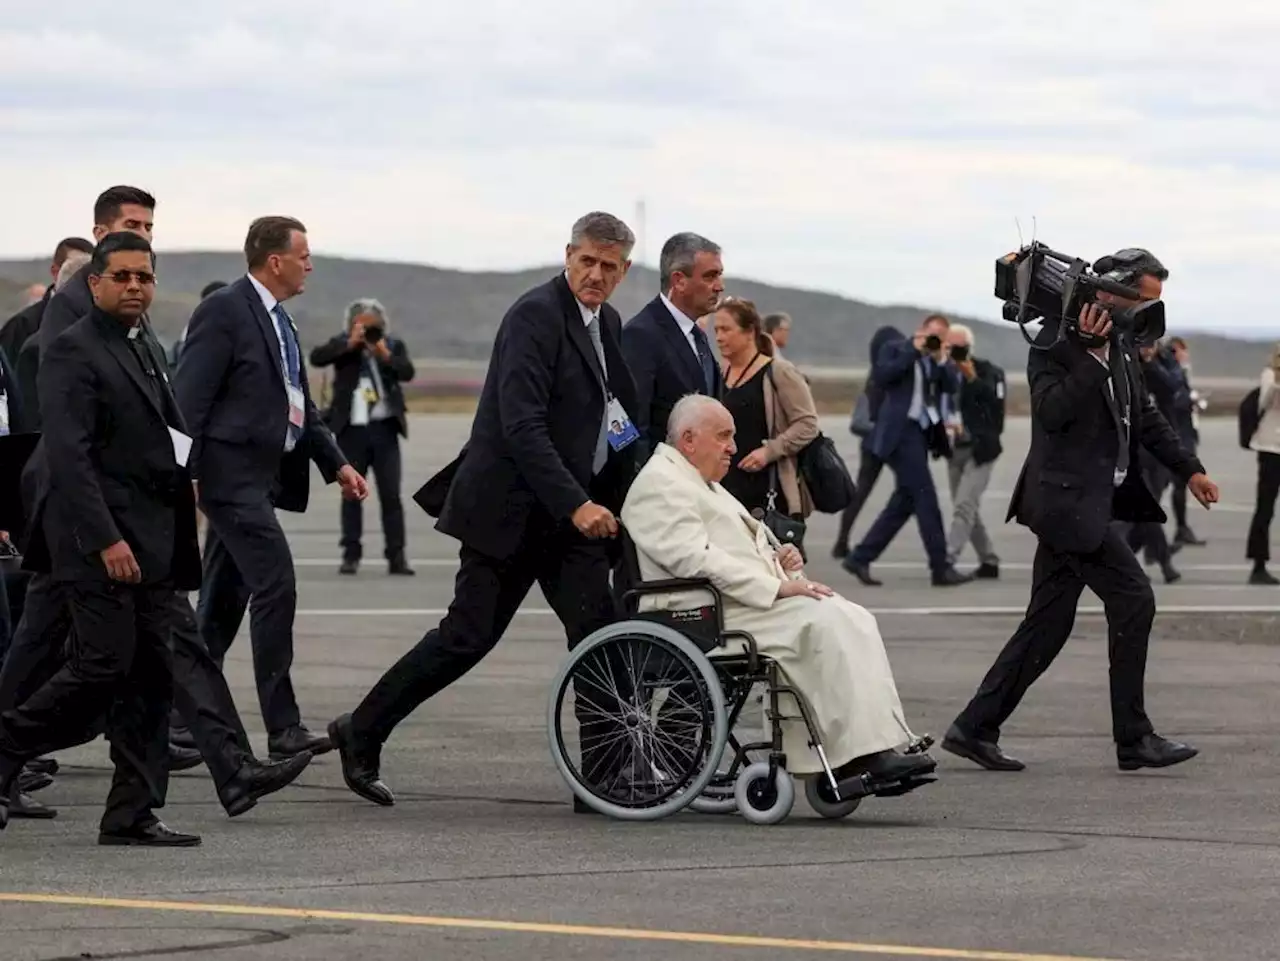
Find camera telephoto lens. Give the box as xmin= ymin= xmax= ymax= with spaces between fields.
xmin=925 ymin=334 xmax=942 ymax=351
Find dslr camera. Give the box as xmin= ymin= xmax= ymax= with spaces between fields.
xmin=993 ymin=242 xmax=1166 ymax=348
xmin=364 ymin=324 xmax=384 ymax=345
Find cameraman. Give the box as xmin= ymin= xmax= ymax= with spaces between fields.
xmin=944 ymin=249 xmax=1219 ymax=773
xmin=310 ymin=298 xmax=416 ymax=576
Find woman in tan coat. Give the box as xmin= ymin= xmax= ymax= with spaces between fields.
xmin=712 ymin=298 xmax=818 ymax=519
xmin=1246 ymin=344 xmax=1280 ymax=584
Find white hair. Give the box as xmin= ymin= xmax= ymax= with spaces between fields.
xmin=55 ymin=251 xmax=91 ymax=290
xmin=950 ymin=322 xmax=974 ymax=348
xmin=666 ymin=394 xmax=727 ymax=445
xmin=346 ymin=297 xmax=389 ymax=329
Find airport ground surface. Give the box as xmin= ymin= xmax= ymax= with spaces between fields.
xmin=1 ymin=416 xmax=1276 ymax=961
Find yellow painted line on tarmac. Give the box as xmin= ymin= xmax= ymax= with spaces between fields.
xmin=0 ymin=892 xmax=1125 ymax=961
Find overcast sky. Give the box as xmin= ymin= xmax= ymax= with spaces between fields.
xmin=3 ymin=2 xmax=1278 ymax=334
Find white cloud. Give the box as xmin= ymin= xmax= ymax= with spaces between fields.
xmin=1 ymin=1 xmax=1279 ymax=333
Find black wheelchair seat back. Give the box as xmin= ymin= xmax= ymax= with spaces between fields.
xmin=618 ymin=527 xmax=727 ymax=655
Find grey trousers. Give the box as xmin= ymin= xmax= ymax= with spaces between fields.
xmin=947 ymin=445 xmax=999 ymax=567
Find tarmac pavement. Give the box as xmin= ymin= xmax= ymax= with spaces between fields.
xmin=1 ymin=415 xmax=1277 ymax=961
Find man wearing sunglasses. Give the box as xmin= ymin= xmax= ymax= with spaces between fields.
xmin=0 ymin=233 xmax=202 ymax=844
xmin=944 ymin=247 xmax=1219 ymax=774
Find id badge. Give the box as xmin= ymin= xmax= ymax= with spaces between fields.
xmin=287 ymin=385 xmax=306 ymax=428
xmin=605 ymin=397 xmax=640 ymax=451
xmin=358 ymin=375 xmax=378 ymax=406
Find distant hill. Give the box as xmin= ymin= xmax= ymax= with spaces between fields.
xmin=1 ymin=252 xmax=1273 ymax=378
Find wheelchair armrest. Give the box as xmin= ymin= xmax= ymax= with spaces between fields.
xmin=621 ymin=578 xmax=726 ymax=633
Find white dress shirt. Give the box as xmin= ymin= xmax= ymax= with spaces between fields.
xmin=247 ymin=273 xmax=298 ymax=452
xmin=660 ymin=293 xmax=702 ymax=363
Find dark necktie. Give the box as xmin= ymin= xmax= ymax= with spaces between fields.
xmin=273 ymin=305 xmax=303 ymax=447
xmin=586 ymin=314 xmax=609 ymax=473
xmin=690 ymin=324 xmax=716 ymax=395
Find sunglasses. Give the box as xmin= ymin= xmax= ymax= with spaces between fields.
xmin=98 ymin=269 xmax=156 ymax=285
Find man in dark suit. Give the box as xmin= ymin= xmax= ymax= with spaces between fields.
xmin=176 ymin=216 xmax=367 ymax=760
xmin=622 ymin=231 xmax=724 ymax=462
xmin=843 ymin=314 xmax=972 ymax=587
xmin=329 ymin=211 xmax=640 ymax=808
xmin=0 ymin=237 xmax=94 ymax=365
xmin=944 ymin=250 xmax=1220 ymax=773
xmin=0 ymin=233 xmax=202 ymax=844
xmin=309 ymin=298 xmax=417 ymax=575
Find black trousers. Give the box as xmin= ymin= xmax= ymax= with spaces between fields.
xmin=850 ymin=427 xmax=948 ymax=572
xmin=0 ymin=581 xmax=174 ymax=833
xmin=169 ymin=591 xmax=253 ymax=789
xmin=1246 ymin=452 xmax=1280 ymax=563
xmin=835 ymin=450 xmax=885 ymax=551
xmin=1124 ymin=461 xmax=1173 ymax=567
xmin=0 ymin=573 xmax=72 ymax=716
xmin=351 ymin=524 xmax=616 ymax=746
xmin=0 ymin=570 xmax=10 ymax=665
xmin=338 ymin=421 xmax=405 ymax=563
xmin=953 ymin=523 xmax=1157 ymax=746
xmin=197 ymin=500 xmax=301 ymax=736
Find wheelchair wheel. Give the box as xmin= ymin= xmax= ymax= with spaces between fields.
xmin=548 ymin=621 xmax=728 ymax=821
xmin=804 ymin=776 xmax=863 ymax=819
xmin=734 ymin=760 xmax=794 ymax=825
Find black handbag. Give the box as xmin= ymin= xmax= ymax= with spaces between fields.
xmin=849 ymin=391 xmax=875 ymax=437
xmin=764 ymin=364 xmax=855 ymax=514
xmin=754 ymin=464 xmax=806 ymax=558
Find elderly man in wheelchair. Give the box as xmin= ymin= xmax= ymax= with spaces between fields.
xmin=548 ymin=395 xmax=937 ymax=824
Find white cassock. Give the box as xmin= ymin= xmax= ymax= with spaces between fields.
xmin=621 ymin=443 xmax=918 ymax=775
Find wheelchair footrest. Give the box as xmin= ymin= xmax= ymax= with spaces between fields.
xmin=871 ymin=774 xmax=937 ymax=798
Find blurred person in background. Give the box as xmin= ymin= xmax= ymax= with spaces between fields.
xmin=714 ymin=298 xmax=818 ymax=540
xmin=1125 ymin=343 xmax=1183 ymax=584
xmin=763 ymin=311 xmax=792 ymax=357
xmin=843 ymin=314 xmax=971 ymax=587
xmin=1158 ymin=337 xmax=1205 ymax=546
xmin=943 ymin=324 xmax=1005 ymax=579
xmin=1245 ymin=344 xmax=1280 ymax=585
xmin=309 ymin=298 xmax=416 ymax=576
xmin=0 ymin=237 xmax=94 ymax=363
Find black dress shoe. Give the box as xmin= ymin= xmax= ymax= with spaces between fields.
xmin=835 ymin=750 xmax=936 ymax=797
xmin=339 ymin=558 xmax=359 ymax=575
xmin=1249 ymin=566 xmax=1279 ymax=586
xmin=18 ymin=770 xmax=53 ymax=794
xmin=268 ymin=724 xmax=333 ymax=760
xmin=99 ymin=820 xmax=202 ymax=847
xmin=973 ymin=562 xmax=999 ymax=580
xmin=931 ymin=566 xmax=973 ymax=587
xmin=841 ymin=558 xmax=882 ymax=586
xmin=328 ymin=714 xmax=394 ymax=806
xmin=388 ymin=558 xmax=416 ymax=576
xmin=1117 ymin=733 xmax=1198 ymax=771
xmin=1175 ymin=526 xmax=1206 ymax=546
xmin=169 ymin=727 xmax=197 ymax=751
xmin=10 ymin=791 xmax=57 ymax=819
xmin=941 ymin=724 xmax=1026 ymax=771
xmin=25 ymin=757 xmax=59 ymax=776
xmin=1161 ymin=563 xmax=1182 ymax=584
xmin=169 ymin=744 xmax=204 ymax=772
xmin=831 ymin=543 xmax=849 ymax=560
xmin=572 ymin=796 xmax=602 ymax=815
xmin=220 ymin=752 xmax=314 ymax=818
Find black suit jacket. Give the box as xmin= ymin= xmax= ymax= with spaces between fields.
xmin=957 ymin=356 xmax=1005 ymax=466
xmin=622 ymin=296 xmax=722 ymax=461
xmin=426 ymin=273 xmax=639 ymax=561
xmin=38 ymin=263 xmax=93 ymax=355
xmin=174 ymin=276 xmax=346 ymax=513
xmin=309 ymin=333 xmax=415 ymax=437
xmin=1006 ymin=337 xmax=1204 ymax=555
xmin=24 ymin=309 xmax=200 ymax=590
xmin=0 ymin=286 xmax=50 ymax=363
xmin=0 ymin=345 xmax=26 ymax=436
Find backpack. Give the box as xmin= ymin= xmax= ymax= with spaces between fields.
xmin=1238 ymin=386 xmax=1262 ymax=450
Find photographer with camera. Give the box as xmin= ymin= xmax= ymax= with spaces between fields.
xmin=842 ymin=313 xmax=972 ymax=587
xmin=945 ymin=247 xmax=1219 ymax=773
xmin=310 ymin=298 xmax=416 ymax=576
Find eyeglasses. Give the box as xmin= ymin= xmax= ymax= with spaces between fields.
xmin=100 ymin=270 xmax=156 ymax=285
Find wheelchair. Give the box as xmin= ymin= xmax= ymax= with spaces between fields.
xmin=547 ymin=531 xmax=934 ymax=824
